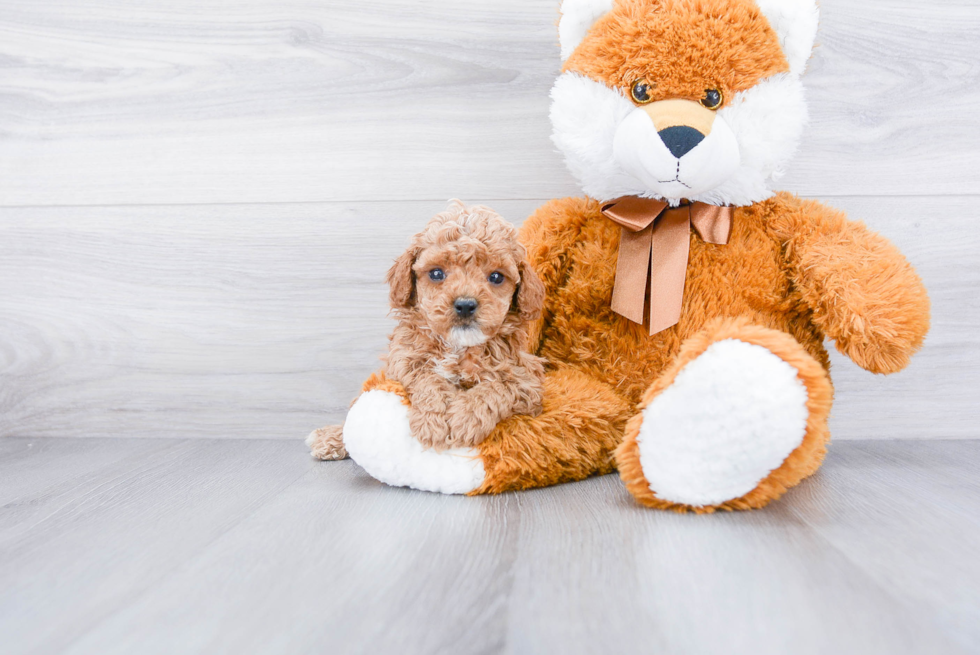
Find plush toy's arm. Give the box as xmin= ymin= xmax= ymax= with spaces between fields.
xmin=519 ymin=197 xmax=595 ymax=352
xmin=770 ymin=194 xmax=930 ymax=374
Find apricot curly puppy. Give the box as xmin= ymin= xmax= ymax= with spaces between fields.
xmin=307 ymin=201 xmax=546 ymax=460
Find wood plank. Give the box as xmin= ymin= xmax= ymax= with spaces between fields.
xmin=787 ymin=440 xmax=980 ymax=653
xmin=0 ymin=438 xmax=316 ymax=654
xmin=0 ymin=196 xmax=975 ymax=441
xmin=0 ymin=437 xmax=173 ymax=508
xmin=64 ymin=455 xmax=522 ymax=655
xmin=0 ymin=0 xmax=978 ymax=206
xmin=502 ymin=467 xmax=965 ymax=655
xmin=0 ymin=438 xmax=974 ymax=654
xmin=0 ymin=199 xmax=542 ymax=439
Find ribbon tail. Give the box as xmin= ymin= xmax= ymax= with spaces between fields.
xmin=690 ymin=204 xmax=733 ymax=245
xmin=647 ymin=207 xmax=692 ymax=335
xmin=611 ymin=224 xmax=653 ymax=325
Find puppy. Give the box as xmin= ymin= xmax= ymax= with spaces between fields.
xmin=307 ymin=201 xmax=546 ymax=460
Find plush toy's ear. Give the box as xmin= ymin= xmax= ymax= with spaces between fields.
xmin=559 ymin=0 xmax=615 ymax=61
xmin=754 ymin=0 xmax=819 ymax=76
xmin=514 ymin=259 xmax=546 ymax=321
xmin=386 ymin=247 xmax=418 ymax=310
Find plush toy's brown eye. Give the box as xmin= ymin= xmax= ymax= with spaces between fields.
xmin=630 ymin=79 xmax=655 ymax=105
xmin=700 ymin=89 xmax=723 ymax=110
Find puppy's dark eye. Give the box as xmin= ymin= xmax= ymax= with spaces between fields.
xmin=428 ymin=268 xmax=445 ymax=282
xmin=700 ymin=89 xmax=723 ymax=110
xmin=488 ymin=271 xmax=505 ymax=285
xmin=630 ymin=79 xmax=655 ymax=105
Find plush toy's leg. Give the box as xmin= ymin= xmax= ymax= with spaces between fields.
xmin=306 ymin=372 xmax=407 ymax=461
xmin=472 ymin=367 xmax=634 ymax=494
xmin=342 ymin=374 xmax=487 ymax=495
xmin=340 ymin=369 xmax=629 ymax=495
xmin=616 ymin=318 xmax=833 ymax=513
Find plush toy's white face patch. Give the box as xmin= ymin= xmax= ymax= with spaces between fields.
xmin=552 ymin=71 xmax=808 ymax=206
xmin=552 ymin=0 xmax=817 ymax=207
xmin=612 ymin=99 xmax=742 ymax=201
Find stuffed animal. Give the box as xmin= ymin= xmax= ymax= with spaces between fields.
xmin=337 ymin=0 xmax=930 ymax=511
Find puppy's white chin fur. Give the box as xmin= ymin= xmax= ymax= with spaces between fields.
xmin=448 ymin=326 xmax=488 ymax=349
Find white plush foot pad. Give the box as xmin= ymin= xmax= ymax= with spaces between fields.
xmin=343 ymin=390 xmax=486 ymax=495
xmin=637 ymin=339 xmax=809 ymax=507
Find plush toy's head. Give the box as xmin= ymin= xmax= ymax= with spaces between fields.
xmin=552 ymin=0 xmax=818 ymax=207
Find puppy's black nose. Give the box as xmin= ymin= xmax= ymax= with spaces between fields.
xmin=658 ymin=125 xmax=705 ymax=159
xmin=454 ymin=297 xmax=478 ymax=319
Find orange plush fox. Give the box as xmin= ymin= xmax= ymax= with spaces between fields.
xmin=327 ymin=0 xmax=931 ymax=512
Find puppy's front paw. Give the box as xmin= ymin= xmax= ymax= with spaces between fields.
xmin=306 ymin=425 xmax=348 ymax=460
xmin=408 ymin=407 xmax=451 ymax=450
xmin=445 ymin=396 xmax=496 ymax=448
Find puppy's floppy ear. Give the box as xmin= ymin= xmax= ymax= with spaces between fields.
xmin=514 ymin=259 xmax=546 ymax=321
xmin=386 ymin=247 xmax=418 ymax=309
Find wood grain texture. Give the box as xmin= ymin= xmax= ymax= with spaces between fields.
xmin=0 ymin=199 xmax=541 ymax=439
xmin=0 ymin=438 xmax=976 ymax=654
xmin=1 ymin=196 xmax=975 ymax=441
xmin=0 ymin=0 xmax=978 ymax=206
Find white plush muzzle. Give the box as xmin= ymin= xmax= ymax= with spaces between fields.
xmin=613 ymin=108 xmax=741 ymax=201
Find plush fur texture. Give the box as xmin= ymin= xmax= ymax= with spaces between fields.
xmin=474 ymin=365 xmax=633 ymax=494
xmin=467 ymin=190 xmax=928 ymax=509
xmin=552 ymin=0 xmax=811 ymax=205
xmin=558 ymin=0 xmax=818 ymax=75
xmin=558 ymin=0 xmax=615 ymax=61
xmin=617 ymin=318 xmax=834 ymax=512
xmin=314 ymin=0 xmax=930 ymax=512
xmin=518 ymin=194 xmax=928 ymax=396
xmin=564 ymin=0 xmax=790 ymax=94
xmin=632 ymin=337 xmax=811 ymax=507
xmin=344 ymin=388 xmax=487 ymax=494
xmin=753 ymin=0 xmax=820 ymax=76
xmin=308 ymin=202 xmax=547 ymax=462
xmin=768 ymin=196 xmax=932 ymax=374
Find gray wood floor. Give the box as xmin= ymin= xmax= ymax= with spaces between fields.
xmin=1 ymin=437 xmax=978 ymax=655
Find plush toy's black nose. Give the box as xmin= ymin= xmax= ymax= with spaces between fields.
xmin=454 ymin=297 xmax=479 ymax=318
xmin=658 ymin=125 xmax=705 ymax=159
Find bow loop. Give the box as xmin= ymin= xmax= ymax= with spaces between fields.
xmin=690 ymin=203 xmax=733 ymax=245
xmin=601 ymin=197 xmax=668 ymax=232
xmin=601 ymin=197 xmax=733 ymax=335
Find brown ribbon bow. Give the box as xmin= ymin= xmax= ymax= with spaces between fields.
xmin=602 ymin=196 xmax=733 ymax=335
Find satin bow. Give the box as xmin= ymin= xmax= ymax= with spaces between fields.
xmin=601 ymin=196 xmax=733 ymax=335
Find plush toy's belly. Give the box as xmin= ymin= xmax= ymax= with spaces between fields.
xmin=536 ymin=203 xmax=827 ymax=405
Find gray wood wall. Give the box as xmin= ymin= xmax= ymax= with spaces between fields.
xmin=1 ymin=0 xmax=977 ymax=440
